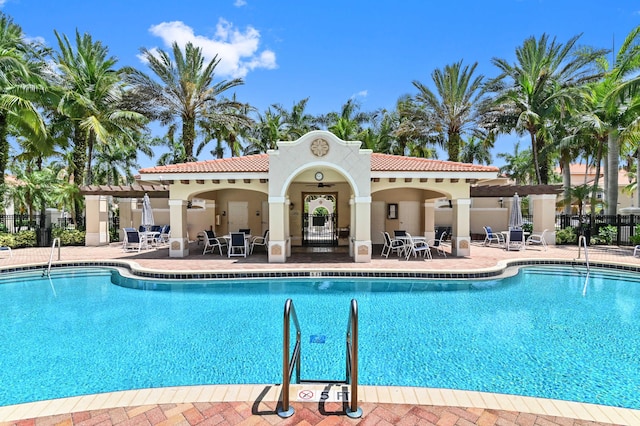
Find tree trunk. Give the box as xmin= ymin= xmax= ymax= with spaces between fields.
xmin=529 ymin=131 xmax=543 ymax=184
xmin=0 ymin=113 xmax=8 ymax=209
xmin=85 ymin=131 xmax=96 ymax=185
xmin=72 ymin=124 xmax=87 ymax=222
xmin=561 ymin=151 xmax=572 ymax=214
xmin=183 ymin=116 xmax=196 ymax=161
xmin=606 ymin=131 xmax=620 ymax=216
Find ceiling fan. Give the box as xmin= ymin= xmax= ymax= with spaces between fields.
xmin=306 ymin=182 xmax=335 ymax=188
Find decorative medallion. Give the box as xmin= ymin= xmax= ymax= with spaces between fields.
xmin=272 ymin=244 xmax=282 ymax=255
xmin=310 ymin=138 xmax=329 ymax=157
xmin=460 ymin=240 xmax=469 ymax=249
xmin=171 ymin=241 xmax=180 ymax=250
xmin=357 ymin=245 xmax=369 ymax=255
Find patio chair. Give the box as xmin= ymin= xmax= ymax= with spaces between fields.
xmin=393 ymin=230 xmax=407 ymax=238
xmin=483 ymin=226 xmax=505 ymax=247
xmin=158 ymin=225 xmax=171 ymax=245
xmin=526 ymin=229 xmax=548 ymax=250
xmin=428 ymin=230 xmax=448 ymax=257
xmin=381 ymin=231 xmax=405 ymax=258
xmin=239 ymin=228 xmax=251 ymax=236
xmin=122 ymin=228 xmax=143 ymax=252
xmin=506 ymin=229 xmax=525 ymax=251
xmin=228 ymin=232 xmax=248 ymax=258
xmin=404 ymin=232 xmax=432 ymax=260
xmin=250 ymin=230 xmax=269 ymax=254
xmin=203 ymin=230 xmax=227 ymax=255
xmin=634 ymin=245 xmax=640 ymax=257
xmin=0 ymin=246 xmax=11 ymax=259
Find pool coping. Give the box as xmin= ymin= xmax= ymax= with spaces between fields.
xmin=1 ymin=384 xmax=639 ymax=424
xmin=3 ymin=256 xmax=640 ymax=280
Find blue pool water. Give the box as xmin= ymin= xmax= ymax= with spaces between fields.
xmin=1 ymin=266 xmax=639 ymax=409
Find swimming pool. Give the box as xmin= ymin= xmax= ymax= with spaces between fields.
xmin=0 ymin=266 xmax=639 ymax=410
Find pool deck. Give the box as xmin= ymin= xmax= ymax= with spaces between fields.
xmin=1 ymin=241 xmax=640 ymax=425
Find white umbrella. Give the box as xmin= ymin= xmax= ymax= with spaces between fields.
xmin=509 ymin=192 xmax=523 ymax=229
xmin=141 ymin=193 xmax=154 ymax=232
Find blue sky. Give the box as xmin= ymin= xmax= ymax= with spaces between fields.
xmin=2 ymin=0 xmax=639 ymax=168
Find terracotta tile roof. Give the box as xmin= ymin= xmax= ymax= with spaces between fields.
xmin=138 ymin=153 xmax=498 ymax=174
xmin=370 ymin=154 xmax=498 ymax=172
xmin=139 ymin=154 xmax=269 ymax=174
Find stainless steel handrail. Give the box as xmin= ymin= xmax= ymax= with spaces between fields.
xmin=278 ymin=298 xmax=301 ymax=418
xmin=577 ymin=235 xmax=590 ymax=270
xmin=578 ymin=235 xmax=591 ymax=296
xmin=345 ymin=299 xmax=362 ymax=418
xmin=43 ymin=238 xmax=61 ymax=277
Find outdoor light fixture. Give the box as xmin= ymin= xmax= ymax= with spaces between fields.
xmin=499 ymin=198 xmax=504 ymax=208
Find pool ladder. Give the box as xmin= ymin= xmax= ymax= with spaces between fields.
xmin=577 ymin=235 xmax=591 ymax=296
xmin=43 ymin=238 xmax=61 ymax=277
xmin=278 ymin=298 xmax=362 ymax=419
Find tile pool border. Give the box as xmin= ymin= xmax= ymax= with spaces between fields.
xmin=2 ymin=258 xmax=639 ymax=280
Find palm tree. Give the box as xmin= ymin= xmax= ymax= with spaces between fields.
xmin=274 ymin=98 xmax=318 ymax=140
xmin=245 ymin=108 xmax=286 ymax=154
xmin=197 ymin=95 xmax=253 ymax=158
xmin=600 ymin=26 xmax=640 ymax=215
xmin=320 ymin=99 xmax=372 ymax=140
xmin=497 ymin=141 xmax=535 ymax=185
xmin=460 ymin=135 xmax=493 ymax=165
xmin=487 ymin=34 xmax=605 ymax=184
xmin=391 ymin=95 xmax=437 ymax=156
xmin=412 ymin=60 xmax=485 ymax=162
xmin=0 ymin=14 xmax=49 ymax=193
xmin=54 ymin=30 xmax=147 ymax=186
xmin=125 ymin=41 xmax=246 ymax=161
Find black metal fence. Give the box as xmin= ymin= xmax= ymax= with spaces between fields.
xmin=555 ymin=214 xmax=640 ymax=245
xmin=0 ymin=214 xmax=120 ymax=246
xmin=302 ymin=213 xmax=338 ymax=246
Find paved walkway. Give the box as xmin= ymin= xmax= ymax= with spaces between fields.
xmin=1 ymin=241 xmax=640 ymax=425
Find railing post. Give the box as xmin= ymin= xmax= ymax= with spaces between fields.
xmin=278 ymin=299 xmax=295 ymax=418
xmin=346 ymin=299 xmax=362 ymax=418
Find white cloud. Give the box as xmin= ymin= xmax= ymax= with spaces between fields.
xmin=147 ymin=19 xmax=276 ymax=79
xmin=234 ymin=0 xmax=247 ymax=7
xmin=351 ymin=90 xmax=368 ymax=100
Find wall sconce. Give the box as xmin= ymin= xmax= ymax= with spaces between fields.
xmin=289 ymin=203 xmax=294 ymax=211
xmin=256 ymin=210 xmax=260 ymax=216
xmin=222 ymin=211 xmax=226 ymax=216
xmin=498 ymin=198 xmax=504 ymax=208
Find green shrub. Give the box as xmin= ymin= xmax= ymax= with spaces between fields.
xmin=51 ymin=228 xmax=85 ymax=245
xmin=592 ymin=225 xmax=616 ymax=245
xmin=630 ymin=225 xmax=640 ymax=245
xmin=0 ymin=230 xmax=38 ymax=248
xmin=556 ymin=226 xmax=577 ymax=244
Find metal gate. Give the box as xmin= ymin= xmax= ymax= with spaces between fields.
xmin=302 ymin=213 xmax=337 ymax=246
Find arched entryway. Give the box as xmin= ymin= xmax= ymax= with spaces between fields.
xmin=302 ymin=193 xmax=338 ymax=246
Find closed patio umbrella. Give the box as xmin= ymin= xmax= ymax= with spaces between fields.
xmin=509 ymin=192 xmax=523 ymax=229
xmin=141 ymin=193 xmax=154 ymax=232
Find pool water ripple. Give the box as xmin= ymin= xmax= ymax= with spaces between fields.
xmin=0 ymin=266 xmax=639 ymax=410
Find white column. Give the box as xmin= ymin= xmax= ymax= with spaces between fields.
xmin=451 ymin=198 xmax=471 ymax=257
xmin=169 ymin=199 xmax=189 ymax=258
xmin=529 ymin=194 xmax=557 ymax=246
xmin=352 ymin=196 xmax=372 ymax=263
xmin=268 ymin=196 xmax=288 ymax=263
xmin=424 ymin=201 xmax=435 ymax=241
xmin=85 ymin=195 xmax=109 ymax=246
